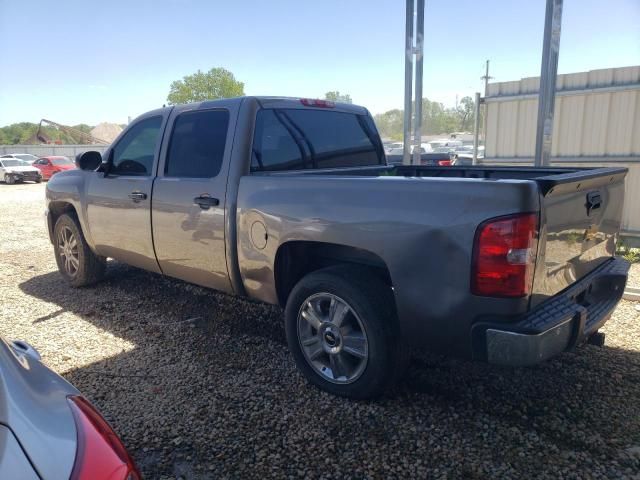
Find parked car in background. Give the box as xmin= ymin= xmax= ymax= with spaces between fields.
xmin=0 ymin=336 xmax=140 ymax=479
xmin=33 ymin=155 xmax=76 ymax=179
xmin=452 ymin=146 xmax=485 ymax=166
xmin=428 ymin=139 xmax=463 ymax=152
xmin=386 ymin=151 xmax=452 ymax=166
xmin=0 ymin=158 xmax=42 ymax=184
xmin=46 ymin=96 xmax=628 ymax=399
xmin=385 ymin=142 xmax=433 ymax=156
xmin=0 ymin=153 xmax=40 ymax=164
xmin=383 ymin=141 xmax=403 ymax=154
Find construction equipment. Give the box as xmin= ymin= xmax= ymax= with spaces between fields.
xmin=35 ymin=119 xmax=110 ymax=145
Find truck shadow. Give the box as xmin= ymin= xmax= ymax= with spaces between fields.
xmin=18 ymin=263 xmax=640 ymax=478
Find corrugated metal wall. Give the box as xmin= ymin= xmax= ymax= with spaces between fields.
xmin=483 ymin=66 xmax=640 ymax=239
xmin=485 ymin=66 xmax=640 ymax=158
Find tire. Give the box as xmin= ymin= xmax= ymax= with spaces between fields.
xmin=5 ymin=175 xmax=15 ymax=185
xmin=53 ymin=213 xmax=106 ymax=287
xmin=285 ymin=265 xmax=406 ymax=399
xmin=35 ymin=177 xmax=42 ymax=183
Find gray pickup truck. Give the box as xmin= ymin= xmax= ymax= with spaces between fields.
xmin=45 ymin=96 xmax=629 ymax=398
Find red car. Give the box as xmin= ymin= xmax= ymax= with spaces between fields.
xmin=33 ymin=156 xmax=76 ymax=179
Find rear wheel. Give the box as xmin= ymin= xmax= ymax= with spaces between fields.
xmin=53 ymin=214 xmax=106 ymax=287
xmin=285 ymin=266 xmax=406 ymax=399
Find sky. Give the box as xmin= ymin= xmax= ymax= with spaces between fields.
xmin=0 ymin=0 xmax=638 ymax=126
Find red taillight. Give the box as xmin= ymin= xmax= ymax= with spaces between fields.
xmin=437 ymin=159 xmax=452 ymax=166
xmin=68 ymin=396 xmax=141 ymax=480
xmin=300 ymin=98 xmax=335 ymax=108
xmin=471 ymin=213 xmax=539 ymax=298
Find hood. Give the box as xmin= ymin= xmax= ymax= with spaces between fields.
xmin=0 ymin=339 xmax=78 ymax=479
xmin=4 ymin=166 xmax=40 ymax=173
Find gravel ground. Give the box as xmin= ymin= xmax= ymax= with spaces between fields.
xmin=1 ymin=182 xmax=639 ymax=480
xmin=628 ymin=263 xmax=640 ymax=289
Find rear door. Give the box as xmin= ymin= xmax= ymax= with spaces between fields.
xmin=151 ymin=105 xmax=235 ymax=292
xmin=531 ymin=169 xmax=627 ymax=305
xmin=86 ymin=111 xmax=168 ymax=273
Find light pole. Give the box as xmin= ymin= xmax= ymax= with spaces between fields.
xmin=403 ymin=0 xmax=425 ymax=166
xmin=534 ymin=0 xmax=563 ymax=166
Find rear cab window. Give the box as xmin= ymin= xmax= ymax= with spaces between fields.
xmin=251 ymin=108 xmax=384 ymax=172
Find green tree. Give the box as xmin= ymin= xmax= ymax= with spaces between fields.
xmin=167 ymin=67 xmax=245 ymax=105
xmin=456 ymin=96 xmax=475 ymax=131
xmin=373 ymin=109 xmax=404 ymax=140
xmin=373 ymin=97 xmax=475 ymax=140
xmin=324 ymin=91 xmax=353 ymax=104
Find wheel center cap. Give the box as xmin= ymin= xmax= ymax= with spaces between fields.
xmin=324 ymin=331 xmax=337 ymax=347
xmin=320 ymin=324 xmax=342 ymax=353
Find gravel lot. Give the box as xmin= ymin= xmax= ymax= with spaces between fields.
xmin=1 ymin=182 xmax=639 ymax=479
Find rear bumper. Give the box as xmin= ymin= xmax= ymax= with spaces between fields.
xmin=473 ymin=257 xmax=629 ymax=366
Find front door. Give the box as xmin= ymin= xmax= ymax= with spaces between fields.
xmin=36 ymin=158 xmax=54 ymax=178
xmin=151 ymin=107 xmax=233 ymax=292
xmin=86 ymin=113 xmax=166 ymax=273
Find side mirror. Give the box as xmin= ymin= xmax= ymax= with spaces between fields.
xmin=75 ymin=151 xmax=103 ymax=171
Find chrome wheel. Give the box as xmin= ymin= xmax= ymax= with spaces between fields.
xmin=57 ymin=226 xmax=79 ymax=277
xmin=297 ymin=293 xmax=368 ymax=384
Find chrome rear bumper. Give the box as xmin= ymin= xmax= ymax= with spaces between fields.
xmin=477 ymin=257 xmax=629 ymax=366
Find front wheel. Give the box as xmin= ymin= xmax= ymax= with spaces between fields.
xmin=5 ymin=175 xmax=15 ymax=185
xmin=285 ymin=266 xmax=406 ymax=399
xmin=53 ymin=214 xmax=106 ymax=287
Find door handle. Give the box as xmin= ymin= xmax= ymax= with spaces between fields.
xmin=194 ymin=194 xmax=219 ymax=210
xmin=128 ymin=191 xmax=147 ymax=202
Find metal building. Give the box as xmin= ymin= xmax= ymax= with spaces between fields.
xmin=483 ymin=65 xmax=640 ymax=240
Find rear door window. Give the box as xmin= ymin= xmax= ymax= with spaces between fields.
xmin=251 ymin=109 xmax=384 ymax=172
xmin=165 ymin=109 xmax=229 ymax=178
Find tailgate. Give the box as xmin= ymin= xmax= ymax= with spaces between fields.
xmin=531 ymin=167 xmax=627 ymax=306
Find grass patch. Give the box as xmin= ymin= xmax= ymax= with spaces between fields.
xmin=617 ymin=242 xmax=640 ymax=263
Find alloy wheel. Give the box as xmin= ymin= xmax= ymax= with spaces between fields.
xmin=57 ymin=226 xmax=79 ymax=277
xmin=297 ymin=293 xmax=369 ymax=384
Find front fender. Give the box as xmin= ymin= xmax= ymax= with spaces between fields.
xmin=45 ymin=170 xmax=96 ymax=250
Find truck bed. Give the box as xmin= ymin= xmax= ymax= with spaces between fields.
xmin=244 ymin=164 xmax=627 ymax=337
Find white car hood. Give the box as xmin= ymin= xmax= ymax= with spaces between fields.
xmin=3 ymin=166 xmax=40 ymax=173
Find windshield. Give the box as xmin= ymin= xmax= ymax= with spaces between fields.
xmin=0 ymin=159 xmax=25 ymax=167
xmin=15 ymin=154 xmax=38 ymax=161
xmin=51 ymin=157 xmax=73 ymax=166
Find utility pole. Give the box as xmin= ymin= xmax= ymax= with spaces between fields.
xmin=481 ymin=60 xmax=493 ymax=97
xmin=472 ymin=92 xmax=481 ymax=165
xmin=534 ymin=0 xmax=563 ymax=166
xmin=480 ymin=60 xmax=492 ymax=145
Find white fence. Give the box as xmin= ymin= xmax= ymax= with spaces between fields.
xmin=0 ymin=144 xmax=109 ymax=158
